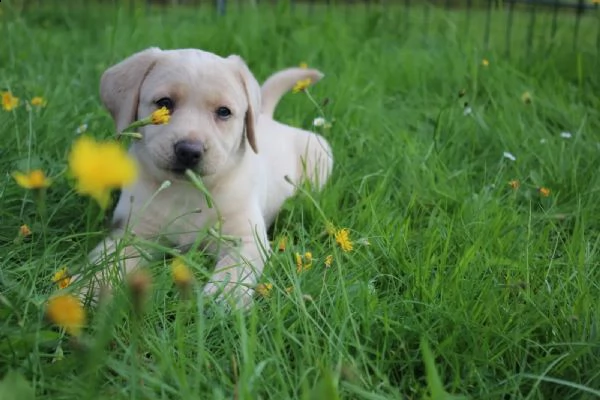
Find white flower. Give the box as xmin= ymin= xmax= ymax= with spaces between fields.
xmin=76 ymin=123 xmax=88 ymax=134
xmin=368 ymin=278 xmax=376 ymax=295
xmin=560 ymin=131 xmax=572 ymax=139
xmin=503 ymin=151 xmax=516 ymax=162
xmin=357 ymin=238 xmax=371 ymax=246
xmin=463 ymin=106 xmax=472 ymax=116
xmin=313 ymin=117 xmax=326 ymax=127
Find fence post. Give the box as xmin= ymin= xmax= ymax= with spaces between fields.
xmin=505 ymin=0 xmax=515 ymax=58
xmin=216 ymin=0 xmax=226 ymax=15
xmin=550 ymin=0 xmax=559 ymax=43
xmin=525 ymin=0 xmax=537 ymax=61
xmin=465 ymin=0 xmax=473 ymax=37
xmin=483 ymin=0 xmax=493 ymax=51
xmin=573 ymin=0 xmax=585 ymax=51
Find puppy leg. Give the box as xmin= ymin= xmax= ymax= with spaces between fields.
xmin=202 ymin=210 xmax=270 ymax=309
xmin=74 ymin=230 xmax=150 ymax=305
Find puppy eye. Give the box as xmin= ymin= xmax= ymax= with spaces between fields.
xmin=215 ymin=106 xmax=232 ymax=120
xmin=155 ymin=97 xmax=174 ymax=111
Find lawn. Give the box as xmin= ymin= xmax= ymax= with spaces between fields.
xmin=1 ymin=1 xmax=600 ymax=399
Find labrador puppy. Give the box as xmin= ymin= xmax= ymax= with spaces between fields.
xmin=80 ymin=47 xmax=333 ymax=308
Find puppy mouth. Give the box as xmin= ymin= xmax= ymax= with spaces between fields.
xmin=168 ymin=161 xmax=206 ymax=177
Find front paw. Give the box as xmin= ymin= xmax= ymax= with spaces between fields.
xmin=203 ymin=280 xmax=255 ymax=310
xmin=71 ymin=271 xmax=114 ymax=307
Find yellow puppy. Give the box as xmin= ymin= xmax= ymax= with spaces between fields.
xmin=80 ymin=48 xmax=333 ymax=308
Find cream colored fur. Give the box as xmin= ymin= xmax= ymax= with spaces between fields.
xmin=78 ymin=47 xmax=333 ymax=308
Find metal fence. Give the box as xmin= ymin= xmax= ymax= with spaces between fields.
xmin=172 ymin=0 xmax=599 ymax=56
xmin=18 ymin=0 xmax=600 ymax=57
xmin=146 ymin=0 xmax=599 ymax=44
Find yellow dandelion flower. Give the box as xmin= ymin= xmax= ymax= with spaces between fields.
xmin=256 ymin=283 xmax=273 ymax=297
xmin=2 ymin=91 xmax=19 ymax=111
xmin=46 ymin=295 xmax=86 ymax=336
xmin=68 ymin=136 xmax=138 ymax=209
xmin=335 ymin=228 xmax=353 ymax=252
xmin=19 ymin=224 xmax=32 ymax=237
xmin=151 ymin=107 xmax=170 ymax=125
xmin=277 ymin=236 xmax=287 ymax=252
xmin=127 ymin=269 xmax=152 ymax=314
xmin=521 ymin=91 xmax=532 ymax=104
xmin=304 ymin=252 xmax=313 ymax=267
xmin=12 ymin=169 xmax=52 ymax=189
xmin=481 ymin=58 xmax=489 ymax=67
xmin=30 ymin=96 xmax=47 ymax=107
xmin=593 ymin=0 xmax=600 ymax=4
xmin=324 ymin=254 xmax=333 ymax=267
xmin=292 ymin=78 xmax=312 ymax=94
xmin=52 ymin=267 xmax=71 ymax=289
xmin=295 ymin=252 xmax=303 ymax=272
xmin=509 ymin=180 xmax=520 ymax=190
xmin=299 ymin=62 xmax=308 ymax=69
xmin=295 ymin=252 xmax=313 ymax=274
xmin=539 ymin=187 xmax=551 ymax=197
xmin=171 ymin=257 xmax=193 ymax=286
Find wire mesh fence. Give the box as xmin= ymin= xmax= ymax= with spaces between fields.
xmin=15 ymin=0 xmax=600 ymax=59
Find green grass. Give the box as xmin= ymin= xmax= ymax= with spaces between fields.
xmin=1 ymin=1 xmax=600 ymax=399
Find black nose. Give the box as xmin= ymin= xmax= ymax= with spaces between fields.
xmin=174 ymin=140 xmax=203 ymax=169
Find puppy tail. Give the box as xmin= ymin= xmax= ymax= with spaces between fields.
xmin=260 ymin=67 xmax=324 ymax=118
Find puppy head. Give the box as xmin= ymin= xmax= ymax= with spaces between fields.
xmin=100 ymin=47 xmax=260 ymax=182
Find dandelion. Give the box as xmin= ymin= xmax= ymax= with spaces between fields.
xmin=2 ymin=91 xmax=19 ymax=111
xmin=304 ymin=252 xmax=313 ymax=268
xmin=299 ymin=62 xmax=308 ymax=69
xmin=127 ymin=269 xmax=152 ymax=315
xmin=68 ymin=135 xmax=137 ymax=209
xmin=52 ymin=267 xmax=71 ymax=290
xmin=335 ymin=228 xmax=353 ymax=252
xmin=560 ymin=131 xmax=572 ymax=139
xmin=324 ymin=254 xmax=333 ymax=267
xmin=256 ymin=283 xmax=273 ymax=297
xmin=46 ymin=295 xmax=86 ymax=336
xmin=292 ymin=78 xmax=312 ymax=94
xmin=482 ymin=58 xmax=489 ymax=67
xmin=277 ymin=236 xmax=287 ymax=252
xmin=295 ymin=252 xmax=303 ymax=272
xmin=171 ymin=257 xmax=194 ymax=290
xmin=503 ymin=152 xmax=516 ymax=162
xmin=539 ymin=187 xmax=551 ymax=197
xmin=121 ymin=108 xmax=171 ymax=134
xmin=12 ymin=169 xmax=52 ymax=189
xmin=19 ymin=224 xmax=32 ymax=237
xmin=463 ymin=105 xmax=472 ymax=116
xmin=521 ymin=91 xmax=532 ymax=104
xmin=150 ymin=107 xmax=170 ymax=125
xmin=508 ymin=180 xmax=520 ymax=190
xmin=295 ymin=252 xmax=313 ymax=274
xmin=30 ymin=96 xmax=47 ymax=107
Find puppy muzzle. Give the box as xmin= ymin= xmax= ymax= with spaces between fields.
xmin=172 ymin=140 xmax=204 ymax=172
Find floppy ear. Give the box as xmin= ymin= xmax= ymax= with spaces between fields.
xmin=100 ymin=47 xmax=162 ymax=133
xmin=228 ymin=55 xmax=261 ymax=154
